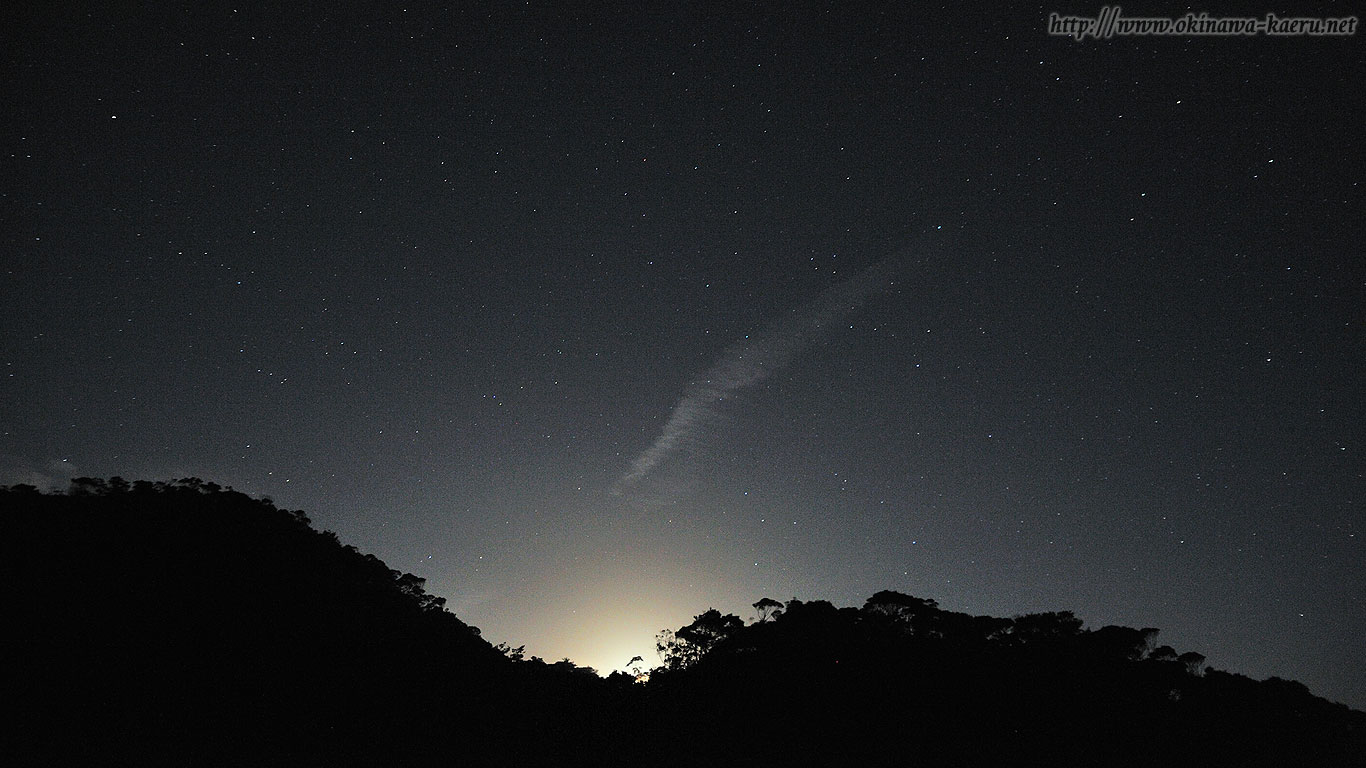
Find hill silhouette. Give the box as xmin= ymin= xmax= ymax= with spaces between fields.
xmin=3 ymin=479 xmax=1362 ymax=766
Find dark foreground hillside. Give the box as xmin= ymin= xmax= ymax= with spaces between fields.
xmin=0 ymin=479 xmax=632 ymax=767
xmin=3 ymin=480 xmax=1362 ymax=767
xmin=646 ymin=598 xmax=1366 ymax=767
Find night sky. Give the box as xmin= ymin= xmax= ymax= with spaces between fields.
xmin=3 ymin=3 xmax=1362 ymax=708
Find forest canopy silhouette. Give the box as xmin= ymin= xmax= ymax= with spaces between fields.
xmin=3 ymin=479 xmax=1362 ymax=767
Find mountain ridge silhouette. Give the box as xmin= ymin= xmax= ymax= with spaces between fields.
xmin=3 ymin=478 xmax=1361 ymax=767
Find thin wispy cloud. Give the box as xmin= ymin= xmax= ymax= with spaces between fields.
xmin=614 ymin=253 xmax=908 ymax=495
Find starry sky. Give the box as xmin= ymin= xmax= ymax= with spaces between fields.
xmin=3 ymin=3 xmax=1362 ymax=707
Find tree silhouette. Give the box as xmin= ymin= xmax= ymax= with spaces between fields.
xmin=1150 ymin=644 xmax=1179 ymax=662
xmin=861 ymin=589 xmax=939 ymax=636
xmin=1179 ymin=651 xmax=1207 ymax=676
xmin=1010 ymin=610 xmax=1084 ymax=644
xmin=1088 ymin=624 xmax=1161 ymax=661
xmin=863 ymin=589 xmax=938 ymax=617
xmin=657 ymin=609 xmax=744 ymax=670
xmin=752 ymin=597 xmax=783 ymax=623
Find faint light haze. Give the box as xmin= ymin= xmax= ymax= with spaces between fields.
xmin=616 ymin=252 xmax=909 ymax=494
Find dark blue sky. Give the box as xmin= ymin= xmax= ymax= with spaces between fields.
xmin=3 ymin=3 xmax=1362 ymax=707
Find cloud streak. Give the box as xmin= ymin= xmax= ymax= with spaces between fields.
xmin=615 ymin=254 xmax=907 ymax=494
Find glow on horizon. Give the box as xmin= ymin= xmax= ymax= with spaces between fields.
xmin=488 ymin=561 xmax=752 ymax=676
